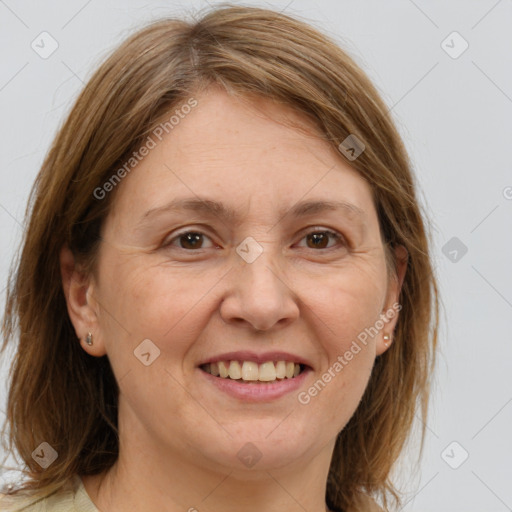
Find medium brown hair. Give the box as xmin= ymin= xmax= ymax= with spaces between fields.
xmin=1 ymin=4 xmax=439 ymax=511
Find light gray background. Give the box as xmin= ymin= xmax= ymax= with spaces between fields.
xmin=1 ymin=1 xmax=511 ymax=511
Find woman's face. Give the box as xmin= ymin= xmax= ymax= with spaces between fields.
xmin=64 ymin=86 xmax=404 ymax=475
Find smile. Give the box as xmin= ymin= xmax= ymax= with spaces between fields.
xmin=200 ymin=360 xmax=305 ymax=383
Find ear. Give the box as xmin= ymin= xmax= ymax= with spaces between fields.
xmin=376 ymin=244 xmax=408 ymax=356
xmin=60 ymin=245 xmax=107 ymax=357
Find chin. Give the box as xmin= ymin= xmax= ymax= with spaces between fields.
xmin=194 ymin=429 xmax=314 ymax=474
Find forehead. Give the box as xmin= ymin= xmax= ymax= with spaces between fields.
xmin=106 ymin=87 xmax=376 ymax=229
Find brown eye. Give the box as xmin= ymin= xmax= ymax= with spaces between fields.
xmin=165 ymin=231 xmax=214 ymax=250
xmin=164 ymin=228 xmax=345 ymax=252
xmin=180 ymin=232 xmax=204 ymax=249
xmin=298 ymin=230 xmax=345 ymax=250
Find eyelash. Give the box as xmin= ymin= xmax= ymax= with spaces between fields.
xmin=162 ymin=228 xmax=347 ymax=252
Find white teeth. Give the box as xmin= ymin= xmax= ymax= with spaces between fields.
xmin=228 ymin=361 xmax=242 ymax=379
xmin=203 ymin=360 xmax=304 ymax=382
xmin=275 ymin=360 xmax=286 ymax=379
xmin=218 ymin=361 xmax=229 ymax=378
xmin=258 ymin=361 xmax=277 ymax=381
xmin=241 ymin=361 xmax=259 ymax=381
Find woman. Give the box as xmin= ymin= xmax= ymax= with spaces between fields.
xmin=0 ymin=5 xmax=439 ymax=512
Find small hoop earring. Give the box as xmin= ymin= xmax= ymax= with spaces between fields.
xmin=85 ymin=332 xmax=93 ymax=346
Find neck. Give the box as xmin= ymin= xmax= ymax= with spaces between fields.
xmin=82 ymin=394 xmax=338 ymax=512
xmin=82 ymin=432 xmax=335 ymax=512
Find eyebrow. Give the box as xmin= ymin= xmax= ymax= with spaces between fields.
xmin=138 ymin=197 xmax=367 ymax=227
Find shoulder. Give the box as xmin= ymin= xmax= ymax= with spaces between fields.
xmin=0 ymin=491 xmax=44 ymax=511
xmin=0 ymin=488 xmax=41 ymax=511
xmin=0 ymin=490 xmax=72 ymax=511
xmin=0 ymin=475 xmax=97 ymax=512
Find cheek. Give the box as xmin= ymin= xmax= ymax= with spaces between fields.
xmin=95 ymin=262 xmax=215 ymax=421
xmin=295 ymin=262 xmax=385 ymax=414
xmin=300 ymin=260 xmax=387 ymax=349
xmin=99 ymin=260 xmax=224 ymax=358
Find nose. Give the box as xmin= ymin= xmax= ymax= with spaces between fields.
xmin=219 ymin=249 xmax=300 ymax=332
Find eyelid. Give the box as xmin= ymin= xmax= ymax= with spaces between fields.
xmin=164 ymin=227 xmax=217 ymax=249
xmin=297 ymin=227 xmax=346 ymax=245
xmin=163 ymin=225 xmax=347 ymax=250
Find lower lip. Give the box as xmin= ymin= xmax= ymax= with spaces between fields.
xmin=197 ymin=367 xmax=311 ymax=402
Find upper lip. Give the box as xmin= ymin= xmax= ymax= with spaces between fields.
xmin=197 ymin=350 xmax=313 ymax=368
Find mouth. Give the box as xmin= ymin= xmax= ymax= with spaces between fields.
xmin=199 ymin=360 xmax=308 ymax=384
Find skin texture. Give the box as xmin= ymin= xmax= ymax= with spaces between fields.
xmin=61 ymin=86 xmax=406 ymax=512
